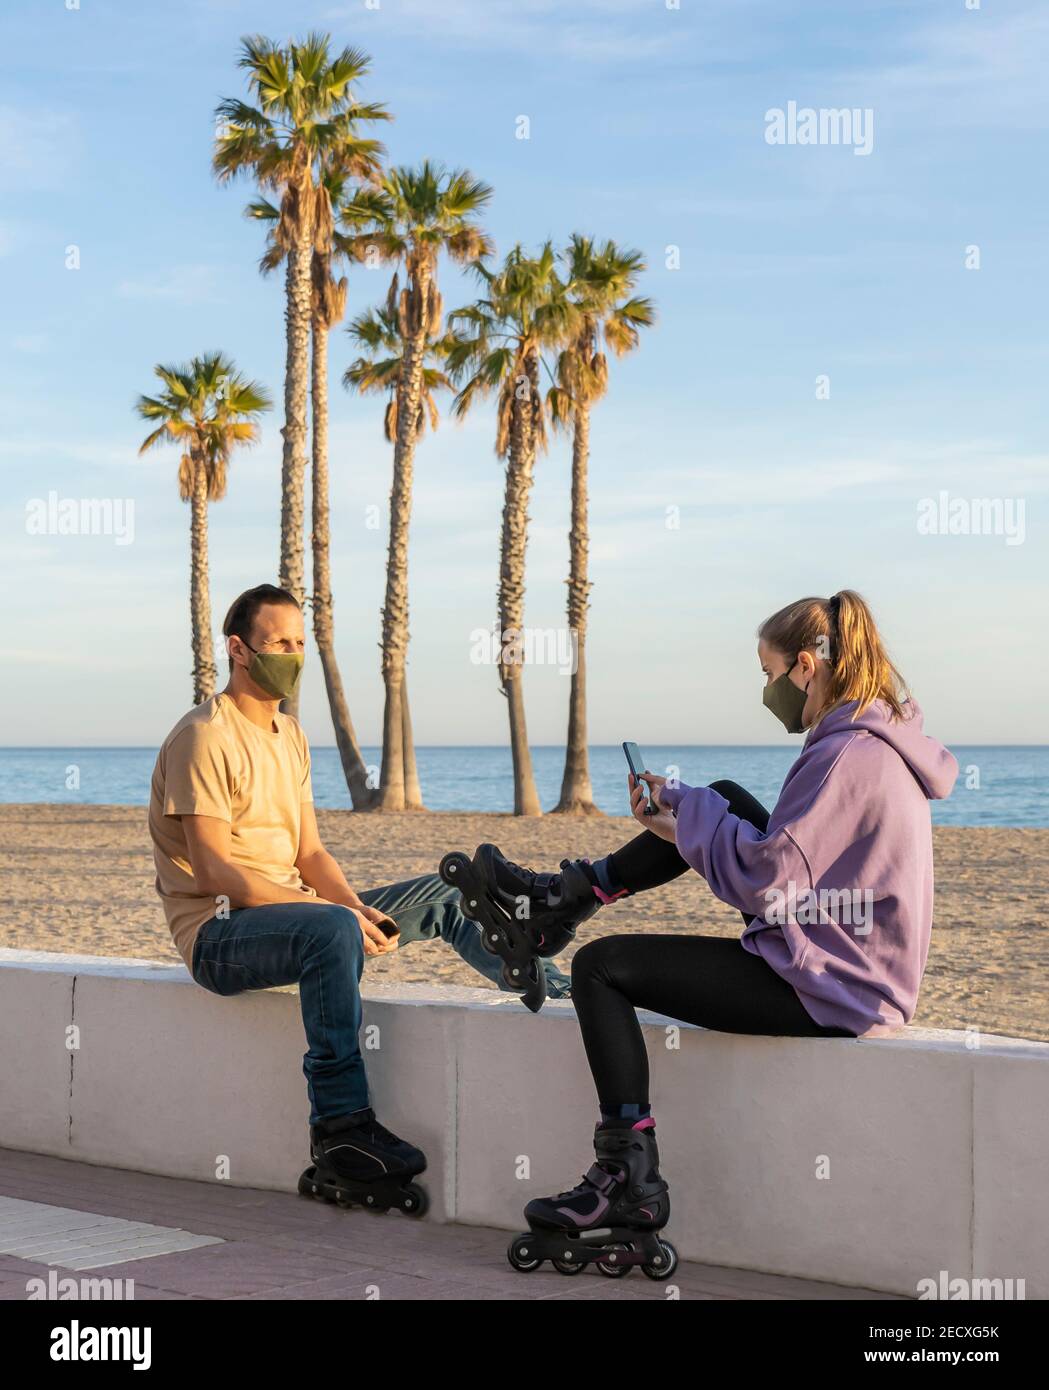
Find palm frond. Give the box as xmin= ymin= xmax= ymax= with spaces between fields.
xmin=134 ymin=353 xmax=271 ymax=498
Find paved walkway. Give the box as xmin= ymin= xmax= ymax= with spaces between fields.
xmin=0 ymin=1148 xmax=903 ymax=1301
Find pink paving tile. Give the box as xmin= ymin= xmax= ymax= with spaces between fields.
xmin=0 ymin=1147 xmax=895 ymax=1302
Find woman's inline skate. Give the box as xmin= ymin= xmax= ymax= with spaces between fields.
xmin=508 ymin=1118 xmax=678 ymax=1279
xmin=298 ymin=1107 xmax=429 ymax=1216
xmin=438 ymin=842 xmax=603 ymax=1012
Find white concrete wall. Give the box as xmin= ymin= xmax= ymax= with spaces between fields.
xmin=1 ymin=947 xmax=1045 ymax=1298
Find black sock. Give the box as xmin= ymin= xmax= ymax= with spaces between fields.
xmin=599 ymin=1102 xmax=652 ymax=1123
xmin=587 ymin=854 xmax=628 ymax=900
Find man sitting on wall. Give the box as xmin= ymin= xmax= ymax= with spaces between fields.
xmin=147 ymin=583 xmax=570 ymax=1204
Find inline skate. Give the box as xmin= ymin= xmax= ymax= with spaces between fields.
xmin=507 ymin=1119 xmax=678 ymax=1279
xmin=438 ymin=843 xmax=602 ymax=1013
xmin=298 ymin=1107 xmax=429 ymax=1216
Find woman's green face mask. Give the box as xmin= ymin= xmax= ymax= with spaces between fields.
xmin=243 ymin=644 xmax=304 ymax=700
xmin=762 ymin=657 xmax=809 ymax=734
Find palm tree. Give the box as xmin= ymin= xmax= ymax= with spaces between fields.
xmin=448 ymin=244 xmax=579 ymax=816
xmin=311 ymin=245 xmax=377 ymax=807
xmin=343 ymin=303 xmax=456 ymax=810
xmin=248 ymin=171 xmax=377 ymax=805
xmin=136 ymin=354 xmax=271 ymax=704
xmin=342 ymin=304 xmax=453 ymax=454
xmin=548 ymin=237 xmax=655 ymax=814
xmin=339 ymin=162 xmax=493 ymax=810
xmin=213 ymin=32 xmax=388 ymax=716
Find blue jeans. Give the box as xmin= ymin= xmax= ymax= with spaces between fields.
xmin=190 ymin=872 xmax=571 ymax=1124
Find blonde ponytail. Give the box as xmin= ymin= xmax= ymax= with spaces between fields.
xmin=758 ymin=589 xmax=909 ymax=723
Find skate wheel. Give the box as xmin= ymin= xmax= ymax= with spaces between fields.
xmin=401 ymin=1183 xmax=429 ymax=1217
xmin=297 ymin=1166 xmax=319 ymax=1198
xmin=501 ymin=962 xmax=524 ymax=990
xmin=552 ymin=1255 xmax=586 ymax=1276
xmin=641 ymin=1239 xmax=678 ymax=1282
xmin=507 ymin=1235 xmax=542 ymax=1273
xmin=439 ymin=852 xmax=469 ymax=887
xmin=596 ymin=1243 xmax=633 ymax=1278
xmin=501 ymin=956 xmax=543 ymax=992
xmin=335 ymin=1193 xmax=355 ymax=1209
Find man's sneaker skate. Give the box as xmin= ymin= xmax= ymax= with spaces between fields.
xmin=297 ymin=1107 xmax=429 ymax=1216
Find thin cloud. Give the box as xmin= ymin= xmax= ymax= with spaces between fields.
xmin=850 ymin=4 xmax=1049 ymax=130
xmin=116 ymin=264 xmax=225 ymax=303
xmin=324 ymin=0 xmax=682 ymax=64
xmin=0 ymin=106 xmax=80 ymax=189
xmin=11 ymin=332 xmax=49 ymax=354
xmin=592 ymin=441 xmax=1049 ymax=510
xmin=0 ymin=438 xmax=141 ymax=468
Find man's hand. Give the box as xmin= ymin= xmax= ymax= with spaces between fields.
xmin=629 ymin=772 xmax=677 ymax=844
xmin=355 ymin=904 xmax=399 ymax=956
xmin=297 ymin=900 xmax=397 ymax=958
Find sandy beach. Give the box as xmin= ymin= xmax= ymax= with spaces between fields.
xmin=1 ymin=803 xmax=1045 ymax=1043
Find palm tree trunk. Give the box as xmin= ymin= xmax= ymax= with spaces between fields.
xmin=498 ymin=357 xmax=542 ymax=816
xmin=189 ymin=455 xmax=216 ymax=705
xmin=311 ymin=317 xmax=374 ymax=809
xmin=401 ymin=677 xmax=424 ymax=810
xmin=377 ymin=264 xmax=430 ymax=810
xmin=553 ymin=407 xmax=599 ymax=814
xmin=378 ymin=675 xmax=405 ymax=810
xmin=279 ymin=226 xmax=313 ymax=719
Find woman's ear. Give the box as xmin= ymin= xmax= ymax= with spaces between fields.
xmin=796 ymin=649 xmax=818 ymax=683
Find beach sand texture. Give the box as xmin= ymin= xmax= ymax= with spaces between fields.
xmin=1 ymin=804 xmax=1045 ymax=1044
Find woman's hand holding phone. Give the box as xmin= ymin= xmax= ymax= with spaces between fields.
xmin=629 ymin=772 xmax=677 ymax=842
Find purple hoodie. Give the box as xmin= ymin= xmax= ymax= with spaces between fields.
xmin=659 ymin=699 xmax=958 ymax=1038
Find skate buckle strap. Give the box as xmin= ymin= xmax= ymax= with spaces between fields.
xmin=584 ymin=1163 xmax=618 ymax=1194
xmin=593 ymin=885 xmax=628 ymax=905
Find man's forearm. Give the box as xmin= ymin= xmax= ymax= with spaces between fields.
xmin=202 ymin=860 xmax=327 ymax=911
xmin=297 ymin=849 xmax=363 ymax=909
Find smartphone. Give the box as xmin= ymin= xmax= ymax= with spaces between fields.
xmin=622 ymin=741 xmax=654 ymax=814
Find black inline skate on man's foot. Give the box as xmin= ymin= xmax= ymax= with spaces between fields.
xmin=298 ymin=1107 xmax=429 ymax=1216
xmin=507 ymin=1117 xmax=678 ymax=1280
xmin=438 ymin=843 xmax=621 ymax=1012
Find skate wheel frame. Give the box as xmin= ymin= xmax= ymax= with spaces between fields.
xmin=506 ymin=1229 xmax=679 ymax=1281
xmin=296 ymin=1167 xmax=430 ymax=1219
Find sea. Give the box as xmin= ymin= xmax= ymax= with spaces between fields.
xmin=0 ymin=745 xmax=1045 ymax=826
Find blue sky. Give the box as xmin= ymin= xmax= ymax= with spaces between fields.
xmin=3 ymin=0 xmax=1047 ymax=748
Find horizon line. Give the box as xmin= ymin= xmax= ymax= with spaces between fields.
xmin=2 ymin=743 xmax=1046 ymax=752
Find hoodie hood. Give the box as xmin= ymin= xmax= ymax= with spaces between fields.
xmin=805 ymin=697 xmax=958 ymax=800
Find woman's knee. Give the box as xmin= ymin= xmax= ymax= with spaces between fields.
xmin=571 ymin=934 xmax=633 ymax=987
xmin=708 ymin=779 xmax=769 ymax=830
xmin=709 ymin=778 xmax=745 ymax=800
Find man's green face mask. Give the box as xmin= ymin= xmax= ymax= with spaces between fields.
xmin=242 ymin=643 xmax=304 ymax=700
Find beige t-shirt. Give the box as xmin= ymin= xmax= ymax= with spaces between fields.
xmin=147 ymin=692 xmax=315 ymax=970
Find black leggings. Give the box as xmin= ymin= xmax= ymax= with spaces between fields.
xmin=571 ymin=780 xmax=853 ymax=1106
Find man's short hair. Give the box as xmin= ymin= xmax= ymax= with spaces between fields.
xmin=222 ymin=584 xmax=300 ymax=670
